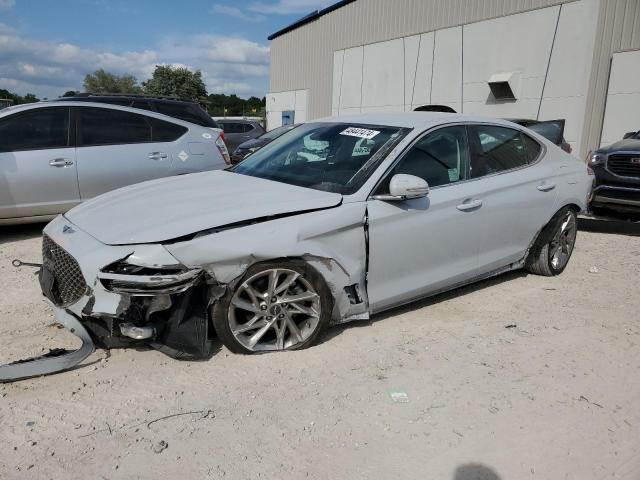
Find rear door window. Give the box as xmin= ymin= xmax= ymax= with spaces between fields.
xmin=78 ymin=107 xmax=151 ymax=146
xmin=0 ymin=107 xmax=70 ymax=152
xmin=469 ymin=125 xmax=541 ymax=178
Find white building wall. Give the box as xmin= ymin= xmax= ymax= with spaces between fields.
xmin=538 ymin=0 xmax=599 ymax=151
xmin=461 ymin=6 xmax=560 ymax=118
xmin=600 ymin=49 xmax=640 ymax=146
xmin=266 ymin=89 xmax=308 ymax=130
xmin=328 ymin=0 xmax=599 ymax=156
xmin=430 ymin=27 xmax=463 ymax=113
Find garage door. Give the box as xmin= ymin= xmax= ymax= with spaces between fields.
xmin=600 ymin=50 xmax=640 ymax=146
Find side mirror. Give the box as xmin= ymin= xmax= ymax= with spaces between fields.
xmin=623 ymin=131 xmax=636 ymax=139
xmin=373 ymin=174 xmax=429 ymax=201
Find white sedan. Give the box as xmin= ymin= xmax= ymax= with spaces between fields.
xmin=1 ymin=113 xmax=592 ymax=380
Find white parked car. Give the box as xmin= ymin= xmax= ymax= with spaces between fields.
xmin=1 ymin=113 xmax=592 ymax=381
xmin=0 ymin=101 xmax=229 ymax=225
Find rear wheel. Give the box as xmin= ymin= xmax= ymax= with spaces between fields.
xmin=212 ymin=261 xmax=332 ymax=354
xmin=526 ymin=207 xmax=578 ymax=276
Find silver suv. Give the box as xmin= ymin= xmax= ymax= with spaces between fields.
xmin=0 ymin=101 xmax=230 ymax=225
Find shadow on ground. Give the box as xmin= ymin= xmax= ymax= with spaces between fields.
xmin=0 ymin=222 xmax=46 ymax=245
xmin=322 ymin=270 xmax=527 ymax=344
xmin=578 ymin=216 xmax=640 ymax=236
xmin=454 ymin=463 xmax=501 ymax=480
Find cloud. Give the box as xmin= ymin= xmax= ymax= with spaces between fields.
xmin=0 ymin=0 xmax=15 ymax=10
xmin=211 ymin=4 xmax=265 ymax=22
xmin=0 ymin=26 xmax=270 ymax=98
xmin=249 ymin=0 xmax=333 ymax=15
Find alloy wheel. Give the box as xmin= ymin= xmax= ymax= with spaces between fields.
xmin=549 ymin=211 xmax=577 ymax=270
xmin=228 ymin=268 xmax=321 ymax=351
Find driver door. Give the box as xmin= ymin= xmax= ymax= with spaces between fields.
xmin=366 ymin=125 xmax=482 ymax=312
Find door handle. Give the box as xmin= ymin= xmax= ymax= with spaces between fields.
xmin=537 ymin=183 xmax=556 ymax=192
xmin=49 ymin=158 xmax=73 ymax=167
xmin=148 ymin=152 xmax=168 ymax=160
xmin=456 ymin=199 xmax=483 ymax=211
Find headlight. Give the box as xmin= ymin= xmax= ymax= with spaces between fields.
xmin=588 ymin=152 xmax=605 ymax=166
xmin=99 ymin=259 xmax=201 ymax=295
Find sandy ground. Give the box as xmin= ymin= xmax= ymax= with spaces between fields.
xmin=0 ymin=219 xmax=639 ymax=480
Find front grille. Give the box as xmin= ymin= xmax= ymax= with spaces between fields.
xmin=42 ymin=234 xmax=88 ymax=306
xmin=595 ymin=188 xmax=640 ymax=202
xmin=608 ymin=155 xmax=640 ymax=178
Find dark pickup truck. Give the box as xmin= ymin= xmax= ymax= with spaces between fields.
xmin=588 ymin=130 xmax=640 ymax=217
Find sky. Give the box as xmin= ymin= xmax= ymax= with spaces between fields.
xmin=0 ymin=0 xmax=334 ymax=99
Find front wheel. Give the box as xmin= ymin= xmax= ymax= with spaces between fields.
xmin=212 ymin=261 xmax=332 ymax=354
xmin=526 ymin=207 xmax=578 ymax=276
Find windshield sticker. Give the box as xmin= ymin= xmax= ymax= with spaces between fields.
xmin=352 ymin=138 xmax=373 ymax=156
xmin=448 ymin=168 xmax=459 ymax=182
xmin=340 ymin=127 xmax=380 ymax=140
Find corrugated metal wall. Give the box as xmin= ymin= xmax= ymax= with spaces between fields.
xmin=581 ymin=0 xmax=640 ymax=154
xmin=269 ymin=0 xmax=573 ymax=120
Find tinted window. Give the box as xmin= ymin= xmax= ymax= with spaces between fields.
xmin=155 ymin=102 xmax=210 ymax=127
xmin=470 ymin=125 xmax=540 ymax=178
xmin=148 ymin=117 xmax=187 ymax=142
xmin=389 ymin=125 xmax=469 ymax=188
xmin=79 ymin=107 xmax=151 ymax=146
xmin=0 ymin=107 xmax=70 ymax=152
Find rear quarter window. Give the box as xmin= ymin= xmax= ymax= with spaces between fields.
xmin=148 ymin=117 xmax=188 ymax=142
xmin=470 ymin=125 xmax=541 ymax=177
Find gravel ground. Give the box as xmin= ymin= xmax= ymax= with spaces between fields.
xmin=0 ymin=218 xmax=639 ymax=480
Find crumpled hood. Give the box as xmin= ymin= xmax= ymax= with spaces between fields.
xmin=65 ymin=170 xmax=342 ymax=245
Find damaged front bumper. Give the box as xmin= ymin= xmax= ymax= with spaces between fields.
xmin=38 ymin=216 xmax=216 ymax=367
xmin=0 ymin=307 xmax=94 ymax=382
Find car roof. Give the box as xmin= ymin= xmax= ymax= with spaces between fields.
xmin=218 ymin=119 xmax=259 ymax=124
xmin=314 ymin=112 xmax=520 ymax=130
xmin=56 ymin=95 xmax=199 ymax=105
xmin=0 ymin=101 xmax=201 ymax=129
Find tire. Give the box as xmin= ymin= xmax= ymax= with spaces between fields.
xmin=212 ymin=260 xmax=333 ymax=354
xmin=525 ymin=207 xmax=578 ymax=276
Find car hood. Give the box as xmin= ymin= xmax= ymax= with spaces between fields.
xmin=236 ymin=138 xmax=268 ymax=151
xmin=597 ymin=137 xmax=640 ymax=154
xmin=65 ymin=170 xmax=342 ymax=245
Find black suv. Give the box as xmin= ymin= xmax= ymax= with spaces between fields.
xmin=588 ymin=130 xmax=640 ymax=217
xmin=57 ymin=94 xmax=219 ymax=129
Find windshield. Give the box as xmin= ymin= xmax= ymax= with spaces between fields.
xmin=260 ymin=124 xmax=297 ymax=141
xmin=232 ymin=122 xmax=409 ymax=194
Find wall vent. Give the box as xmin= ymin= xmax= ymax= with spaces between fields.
xmin=488 ymin=72 xmax=521 ymax=100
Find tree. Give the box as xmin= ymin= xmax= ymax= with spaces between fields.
xmin=0 ymin=89 xmax=40 ymax=105
xmin=143 ymin=65 xmax=207 ymax=101
xmin=83 ymin=69 xmax=141 ymax=94
xmin=204 ymin=93 xmax=265 ymax=117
